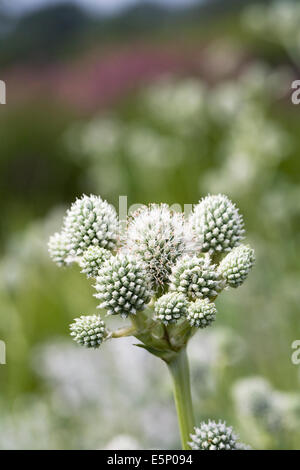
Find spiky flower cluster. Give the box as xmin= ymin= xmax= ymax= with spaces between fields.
xmin=187 ymin=299 xmax=217 ymax=329
xmin=170 ymin=255 xmax=222 ymax=301
xmin=94 ymin=254 xmax=152 ymax=318
xmin=70 ymin=315 xmax=107 ymax=348
xmin=190 ymin=194 xmax=244 ymax=255
xmin=123 ymin=204 xmax=197 ymax=288
xmin=189 ymin=420 xmax=249 ymax=450
xmin=218 ymin=245 xmax=255 ymax=288
xmin=80 ymin=246 xmax=111 ymax=278
xmin=154 ymin=292 xmax=188 ymax=325
xmin=48 ymin=231 xmax=71 ymax=267
xmin=62 ymin=194 xmax=119 ymax=256
xmin=48 ymin=193 xmax=254 ymax=349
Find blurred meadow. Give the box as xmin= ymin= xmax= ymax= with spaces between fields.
xmin=0 ymin=0 xmax=300 ymax=450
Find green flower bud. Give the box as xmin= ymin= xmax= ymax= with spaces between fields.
xmin=94 ymin=254 xmax=152 ymax=318
xmin=190 ymin=194 xmax=244 ymax=255
xmin=187 ymin=299 xmax=217 ymax=328
xmin=70 ymin=314 xmax=107 ymax=348
xmin=80 ymin=246 xmax=111 ymax=278
xmin=62 ymin=194 xmax=119 ymax=256
xmin=218 ymin=244 xmax=255 ymax=288
xmin=170 ymin=255 xmax=222 ymax=301
xmin=154 ymin=292 xmax=188 ymax=325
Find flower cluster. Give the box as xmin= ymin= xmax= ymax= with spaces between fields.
xmin=48 ymin=193 xmax=254 ymax=347
xmin=189 ymin=420 xmax=250 ymax=450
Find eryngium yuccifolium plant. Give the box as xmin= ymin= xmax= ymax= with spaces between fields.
xmin=189 ymin=421 xmax=249 ymax=450
xmin=189 ymin=194 xmax=244 ymax=255
xmin=48 ymin=193 xmax=254 ymax=450
xmin=62 ymin=194 xmax=119 ymax=256
xmin=154 ymin=292 xmax=188 ymax=325
xmin=123 ymin=204 xmax=197 ymax=288
xmin=186 ymin=298 xmax=217 ymax=329
xmin=218 ymin=244 xmax=255 ymax=288
xmin=170 ymin=255 xmax=222 ymax=301
xmin=80 ymin=246 xmax=111 ymax=278
xmin=48 ymin=231 xmax=71 ymax=267
xmin=70 ymin=315 xmax=107 ymax=348
xmin=94 ymin=254 xmax=152 ymax=318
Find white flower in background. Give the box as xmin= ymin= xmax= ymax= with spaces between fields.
xmin=143 ymin=78 xmax=207 ymax=132
xmin=104 ymin=434 xmax=141 ymax=450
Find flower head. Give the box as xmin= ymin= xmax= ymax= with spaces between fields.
xmin=123 ymin=204 xmax=198 ymax=289
xmin=187 ymin=299 xmax=217 ymax=329
xmin=154 ymin=292 xmax=188 ymax=325
xmin=70 ymin=315 xmax=107 ymax=348
xmin=62 ymin=194 xmax=118 ymax=256
xmin=189 ymin=420 xmax=249 ymax=450
xmin=218 ymin=244 xmax=255 ymax=288
xmin=190 ymin=194 xmax=244 ymax=255
xmin=80 ymin=246 xmax=111 ymax=278
xmin=94 ymin=254 xmax=152 ymax=318
xmin=48 ymin=232 xmax=71 ymax=267
xmin=170 ymin=255 xmax=222 ymax=301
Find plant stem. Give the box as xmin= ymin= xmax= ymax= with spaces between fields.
xmin=167 ymin=347 xmax=195 ymax=450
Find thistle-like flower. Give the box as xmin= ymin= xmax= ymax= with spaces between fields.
xmin=189 ymin=420 xmax=249 ymax=450
xmin=80 ymin=246 xmax=111 ymax=278
xmin=189 ymin=194 xmax=244 ymax=255
xmin=48 ymin=231 xmax=71 ymax=267
xmin=169 ymin=255 xmax=222 ymax=301
xmin=94 ymin=254 xmax=152 ymax=318
xmin=70 ymin=314 xmax=107 ymax=348
xmin=123 ymin=204 xmax=198 ymax=289
xmin=186 ymin=298 xmax=217 ymax=328
xmin=154 ymin=292 xmax=188 ymax=325
xmin=218 ymin=244 xmax=255 ymax=288
xmin=62 ymin=194 xmax=119 ymax=256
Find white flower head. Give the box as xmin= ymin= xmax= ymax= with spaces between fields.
xmin=189 ymin=420 xmax=249 ymax=450
xmin=123 ymin=204 xmax=199 ymax=289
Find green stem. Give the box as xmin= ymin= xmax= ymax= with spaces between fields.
xmin=167 ymin=347 xmax=195 ymax=450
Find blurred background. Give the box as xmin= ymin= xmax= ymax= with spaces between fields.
xmin=0 ymin=0 xmax=300 ymax=450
